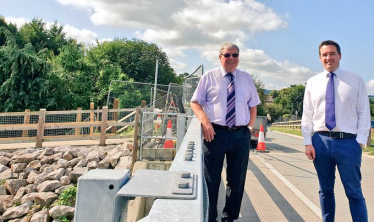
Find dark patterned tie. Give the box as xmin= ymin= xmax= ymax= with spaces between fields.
xmin=325 ymin=72 xmax=336 ymax=130
xmin=226 ymin=73 xmax=235 ymax=128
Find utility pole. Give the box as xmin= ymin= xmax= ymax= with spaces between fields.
xmin=153 ymin=59 xmax=159 ymax=109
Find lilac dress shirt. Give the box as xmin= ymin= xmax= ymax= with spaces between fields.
xmin=191 ymin=66 xmax=261 ymax=126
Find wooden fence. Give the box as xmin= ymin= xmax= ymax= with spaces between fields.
xmin=0 ymin=102 xmax=138 ymax=148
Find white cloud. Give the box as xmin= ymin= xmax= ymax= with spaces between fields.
xmin=4 ymin=16 xmax=98 ymax=46
xmin=366 ymin=79 xmax=374 ymax=95
xmin=63 ymin=25 xmax=98 ymax=46
xmin=4 ymin=17 xmax=29 ymax=28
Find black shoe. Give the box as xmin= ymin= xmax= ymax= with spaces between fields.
xmin=221 ymin=218 xmax=233 ymax=222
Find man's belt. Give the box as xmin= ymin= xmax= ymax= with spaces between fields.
xmin=315 ymin=131 xmax=356 ymax=139
xmin=212 ymin=123 xmax=247 ymax=132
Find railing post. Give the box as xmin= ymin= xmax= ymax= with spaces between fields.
xmin=141 ymin=100 xmax=146 ymax=108
xmin=100 ymin=106 xmax=108 ymax=146
xmin=132 ymin=107 xmax=140 ymax=169
xmin=112 ymin=99 xmax=119 ymax=134
xmin=75 ymin=107 xmax=82 ymax=135
xmin=35 ymin=109 xmax=46 ymax=148
xmin=90 ymin=102 xmax=94 ymax=137
xmin=22 ymin=109 xmax=30 ymax=137
xmin=367 ymin=129 xmax=372 ymax=147
xmin=177 ymin=114 xmax=186 ymax=151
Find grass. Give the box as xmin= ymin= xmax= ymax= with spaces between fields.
xmin=269 ymin=127 xmax=374 ymax=155
xmin=268 ymin=127 xmax=302 ymax=137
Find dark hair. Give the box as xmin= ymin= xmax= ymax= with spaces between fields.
xmin=319 ymin=40 xmax=341 ymax=55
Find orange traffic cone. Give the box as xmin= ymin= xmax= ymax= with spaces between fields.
xmin=163 ymin=120 xmax=174 ymax=148
xmin=256 ymin=124 xmax=269 ymax=153
xmin=154 ymin=114 xmax=162 ymax=129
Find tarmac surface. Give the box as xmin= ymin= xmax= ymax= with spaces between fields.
xmin=216 ymin=131 xmax=374 ymax=222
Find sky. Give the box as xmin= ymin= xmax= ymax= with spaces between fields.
xmin=1 ymin=0 xmax=374 ymax=94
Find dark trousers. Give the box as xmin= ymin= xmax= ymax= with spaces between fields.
xmin=204 ymin=126 xmax=250 ymax=222
xmin=312 ymin=133 xmax=368 ymax=222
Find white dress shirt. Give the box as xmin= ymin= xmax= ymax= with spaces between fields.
xmin=191 ymin=66 xmax=261 ymax=126
xmin=301 ymin=67 xmax=371 ymax=145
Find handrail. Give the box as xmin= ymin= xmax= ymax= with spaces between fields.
xmin=142 ymin=117 xmax=207 ymax=222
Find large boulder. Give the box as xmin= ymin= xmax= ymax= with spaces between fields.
xmin=1 ymin=201 xmax=33 ymax=221
xmin=5 ymin=179 xmax=27 ymax=196
xmin=37 ymin=180 xmax=61 ymax=192
xmin=49 ymin=205 xmax=75 ymax=219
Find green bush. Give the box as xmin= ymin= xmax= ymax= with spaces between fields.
xmin=56 ymin=186 xmax=77 ymax=207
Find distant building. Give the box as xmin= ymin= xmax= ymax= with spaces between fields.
xmin=264 ymin=96 xmax=274 ymax=105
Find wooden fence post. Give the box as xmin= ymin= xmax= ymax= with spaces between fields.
xmin=35 ymin=109 xmax=46 ymax=148
xmin=100 ymin=106 xmax=108 ymax=146
xmin=367 ymin=129 xmax=372 ymax=147
xmin=22 ymin=109 xmax=30 ymax=137
xmin=90 ymin=102 xmax=94 ymax=137
xmin=141 ymin=100 xmax=146 ymax=108
xmin=132 ymin=106 xmax=140 ymax=169
xmin=111 ymin=99 xmax=119 ymax=134
xmin=75 ymin=107 xmax=82 ymax=135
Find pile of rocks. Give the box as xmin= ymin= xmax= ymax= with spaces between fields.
xmin=0 ymin=142 xmax=133 ymax=221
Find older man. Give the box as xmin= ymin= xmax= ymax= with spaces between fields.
xmin=190 ymin=42 xmax=261 ymax=222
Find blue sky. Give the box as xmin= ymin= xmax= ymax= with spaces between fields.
xmin=1 ymin=0 xmax=374 ymax=94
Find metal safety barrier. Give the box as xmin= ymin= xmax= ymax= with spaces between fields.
xmin=75 ymin=117 xmax=208 ymax=222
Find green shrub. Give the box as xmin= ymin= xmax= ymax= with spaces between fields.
xmin=57 ymin=186 xmax=77 ymax=207
xmin=57 ymin=215 xmax=70 ymax=222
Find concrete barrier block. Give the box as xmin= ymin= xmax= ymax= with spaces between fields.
xmin=75 ymin=169 xmax=130 ymax=222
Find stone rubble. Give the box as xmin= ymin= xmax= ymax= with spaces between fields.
xmin=0 ymin=142 xmax=132 ymax=221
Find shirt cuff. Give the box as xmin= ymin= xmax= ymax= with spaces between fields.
xmin=303 ymin=137 xmax=312 ymax=145
xmin=356 ymin=134 xmax=368 ymax=145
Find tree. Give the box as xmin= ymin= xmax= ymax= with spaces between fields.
xmin=87 ymin=38 xmax=180 ymax=84
xmin=47 ymin=43 xmax=94 ymax=110
xmin=370 ymin=98 xmax=374 ymax=119
xmin=252 ymin=75 xmax=266 ymax=116
xmin=0 ymin=28 xmax=51 ymax=111
xmin=272 ymin=84 xmax=305 ymax=117
xmin=86 ymin=38 xmax=181 ymax=107
xmin=265 ymin=103 xmax=287 ymax=123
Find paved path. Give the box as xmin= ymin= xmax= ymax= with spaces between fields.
xmin=216 ymin=131 xmax=374 ymax=222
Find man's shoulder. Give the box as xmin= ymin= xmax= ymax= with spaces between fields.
xmin=339 ymin=69 xmax=360 ymax=78
xmin=201 ymin=67 xmax=221 ymax=78
xmin=236 ymin=68 xmax=251 ymax=75
xmin=307 ymin=72 xmax=325 ymax=82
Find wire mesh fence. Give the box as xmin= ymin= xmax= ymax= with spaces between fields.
xmin=182 ymin=65 xmax=203 ymax=107
xmin=106 ymin=80 xmax=184 ymax=110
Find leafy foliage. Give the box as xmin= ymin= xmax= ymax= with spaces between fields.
xmin=57 ymin=215 xmax=70 ymax=222
xmin=0 ymin=18 xmax=182 ymax=112
xmin=271 ymin=84 xmax=305 ymax=119
xmin=0 ymin=27 xmax=51 ymax=111
xmin=57 ymin=186 xmax=77 ymax=207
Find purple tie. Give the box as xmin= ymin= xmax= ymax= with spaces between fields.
xmin=226 ymin=73 xmax=235 ymax=128
xmin=325 ymin=72 xmax=336 ymax=131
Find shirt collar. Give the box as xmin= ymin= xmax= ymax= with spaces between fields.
xmin=220 ymin=66 xmax=237 ymax=78
xmin=323 ymin=67 xmax=341 ymax=77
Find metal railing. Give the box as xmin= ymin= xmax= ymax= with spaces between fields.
xmin=75 ymin=116 xmax=207 ymax=222
xmin=138 ymin=117 xmax=207 ymax=221
xmin=272 ymin=120 xmax=301 ymax=129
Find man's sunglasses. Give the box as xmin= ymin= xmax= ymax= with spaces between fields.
xmin=221 ymin=53 xmax=239 ymax=58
